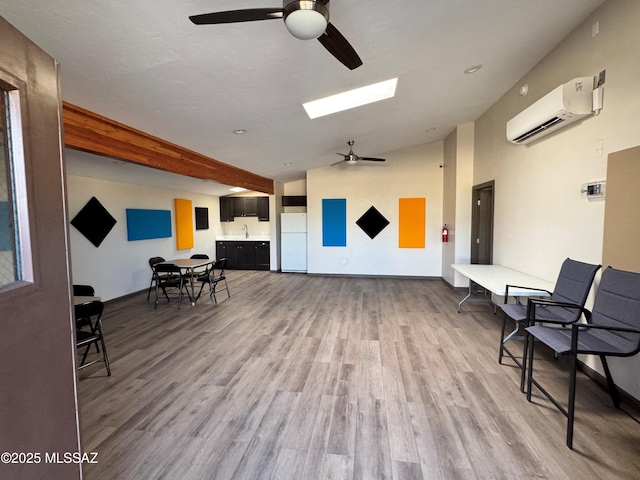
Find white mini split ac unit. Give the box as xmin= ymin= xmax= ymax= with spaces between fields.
xmin=506 ymin=76 xmax=595 ymax=144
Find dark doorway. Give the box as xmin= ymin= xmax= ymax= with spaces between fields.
xmin=471 ymin=180 xmax=494 ymax=264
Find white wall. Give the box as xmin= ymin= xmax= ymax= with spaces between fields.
xmin=68 ymin=175 xmax=222 ymax=301
xmin=473 ymin=0 xmax=640 ymax=399
xmin=307 ymin=142 xmax=443 ymax=276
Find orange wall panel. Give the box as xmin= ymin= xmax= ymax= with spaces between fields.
xmin=175 ymin=198 xmax=194 ymax=250
xmin=399 ymin=198 xmax=426 ymax=248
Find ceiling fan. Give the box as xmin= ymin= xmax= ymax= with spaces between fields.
xmin=332 ymin=140 xmax=386 ymax=166
xmin=189 ymin=0 xmax=362 ymax=70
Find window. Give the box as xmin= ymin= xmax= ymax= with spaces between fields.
xmin=0 ymin=83 xmax=31 ymax=288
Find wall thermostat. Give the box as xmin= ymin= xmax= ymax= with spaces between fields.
xmin=581 ymin=181 xmax=606 ymax=200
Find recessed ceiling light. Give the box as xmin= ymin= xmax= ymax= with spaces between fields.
xmin=229 ymin=187 xmax=247 ymax=192
xmin=303 ymin=78 xmax=398 ymax=119
xmin=284 ymin=162 xmax=293 ymax=166
xmin=464 ymin=64 xmax=483 ymax=74
xmin=425 ymin=127 xmax=437 ymax=133
xmin=233 ymin=129 xmax=246 ymax=134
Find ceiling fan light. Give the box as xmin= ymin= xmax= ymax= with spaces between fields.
xmin=345 ymin=159 xmax=358 ymax=165
xmin=284 ymin=2 xmax=328 ymax=40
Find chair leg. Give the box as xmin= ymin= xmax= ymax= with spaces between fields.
xmin=194 ymin=277 xmax=210 ymax=302
xmin=520 ymin=330 xmax=529 ymax=393
xmin=498 ymin=312 xmax=507 ymax=364
xmin=600 ymin=355 xmax=620 ymax=409
xmin=567 ymin=352 xmax=578 ymax=449
xmin=147 ymin=277 xmax=154 ymax=301
xmin=210 ymin=282 xmax=218 ymax=304
xmin=79 ymin=343 xmax=92 ymax=367
xmin=526 ymin=332 xmax=535 ymax=402
xmin=98 ymin=331 xmax=111 ymax=376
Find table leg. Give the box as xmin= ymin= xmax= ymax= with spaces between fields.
xmin=190 ymin=268 xmax=196 ymax=306
xmin=457 ymin=282 xmax=474 ymax=312
xmin=457 ymin=281 xmax=495 ymax=313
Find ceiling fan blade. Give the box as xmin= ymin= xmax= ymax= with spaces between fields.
xmin=330 ymin=160 xmax=345 ymax=166
xmin=316 ymin=0 xmax=330 ymax=5
xmin=189 ymin=9 xmax=283 ymax=25
xmin=336 ymin=152 xmax=347 ymax=156
xmin=360 ymin=157 xmax=386 ymax=162
xmin=317 ymin=22 xmax=362 ymax=70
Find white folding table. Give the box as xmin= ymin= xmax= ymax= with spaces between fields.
xmin=452 ymin=264 xmax=553 ymax=313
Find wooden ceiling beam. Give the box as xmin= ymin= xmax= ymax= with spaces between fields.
xmin=62 ymin=102 xmax=274 ymax=195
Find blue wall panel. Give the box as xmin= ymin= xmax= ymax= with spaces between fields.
xmin=126 ymin=209 xmax=172 ymax=241
xmin=322 ymin=198 xmax=347 ymax=247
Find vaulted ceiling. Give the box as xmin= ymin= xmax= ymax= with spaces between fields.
xmin=1 ymin=0 xmax=605 ymax=194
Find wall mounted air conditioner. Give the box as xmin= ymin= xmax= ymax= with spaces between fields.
xmin=506 ymin=76 xmax=595 ymax=144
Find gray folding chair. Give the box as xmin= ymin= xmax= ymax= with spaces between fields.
xmin=498 ymin=258 xmax=601 ymax=391
xmin=525 ymin=267 xmax=640 ymax=449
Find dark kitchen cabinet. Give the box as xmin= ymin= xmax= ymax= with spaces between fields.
xmin=216 ymin=241 xmax=270 ymax=270
xmin=216 ymin=241 xmax=228 ymax=261
xmin=282 ymin=195 xmax=307 ymax=207
xmin=232 ymin=197 xmax=258 ymax=218
xmin=235 ymin=243 xmax=255 ymax=269
xmin=254 ymin=242 xmax=270 ymax=270
xmin=219 ymin=196 xmax=269 ymax=221
xmin=220 ymin=197 xmax=234 ymax=222
xmin=257 ymin=196 xmax=269 ymax=221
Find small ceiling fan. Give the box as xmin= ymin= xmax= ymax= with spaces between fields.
xmin=332 ymin=140 xmax=386 ymax=166
xmin=189 ymin=0 xmax=362 ymax=70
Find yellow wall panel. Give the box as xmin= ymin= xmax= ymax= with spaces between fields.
xmin=399 ymin=198 xmax=426 ymax=248
xmin=175 ymin=198 xmax=194 ymax=250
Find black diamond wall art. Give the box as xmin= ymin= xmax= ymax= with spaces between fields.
xmin=356 ymin=206 xmax=390 ymax=239
xmin=71 ymin=197 xmax=117 ymax=247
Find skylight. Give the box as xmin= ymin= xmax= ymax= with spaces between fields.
xmin=303 ymin=78 xmax=398 ymax=119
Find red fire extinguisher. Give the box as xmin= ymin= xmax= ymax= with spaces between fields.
xmin=442 ymin=224 xmax=449 ymax=243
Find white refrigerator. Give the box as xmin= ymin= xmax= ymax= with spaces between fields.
xmin=281 ymin=213 xmax=307 ymax=273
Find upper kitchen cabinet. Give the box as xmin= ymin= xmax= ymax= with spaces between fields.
xmin=257 ymin=196 xmax=269 ymax=221
xmin=220 ymin=196 xmax=234 ymax=222
xmin=219 ymin=196 xmax=269 ymax=222
xmin=233 ymin=196 xmax=257 ymax=218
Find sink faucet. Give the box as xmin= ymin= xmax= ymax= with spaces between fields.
xmin=242 ymin=224 xmax=248 ymax=238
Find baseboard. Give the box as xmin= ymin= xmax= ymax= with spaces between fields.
xmin=579 ymin=362 xmax=640 ymax=413
xmin=305 ymin=273 xmax=442 ymax=280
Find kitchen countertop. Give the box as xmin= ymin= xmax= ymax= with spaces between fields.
xmin=216 ymin=235 xmax=270 ymax=242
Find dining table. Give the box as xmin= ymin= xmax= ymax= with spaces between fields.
xmin=157 ymin=258 xmax=214 ymax=306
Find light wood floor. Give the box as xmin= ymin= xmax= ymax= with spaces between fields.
xmin=78 ymin=271 xmax=640 ymax=480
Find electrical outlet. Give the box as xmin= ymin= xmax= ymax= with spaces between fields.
xmin=595 ymin=139 xmax=604 ymax=158
xmin=592 ymin=20 xmax=599 ymax=37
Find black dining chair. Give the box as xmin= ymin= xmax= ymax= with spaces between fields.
xmin=75 ymin=300 xmax=111 ymax=375
xmin=190 ymin=254 xmax=213 ymax=301
xmin=153 ymin=262 xmax=191 ymax=308
xmin=209 ymin=258 xmax=230 ymax=304
xmin=74 ymin=284 xmax=100 ymax=353
xmin=147 ymin=256 xmax=166 ymax=301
